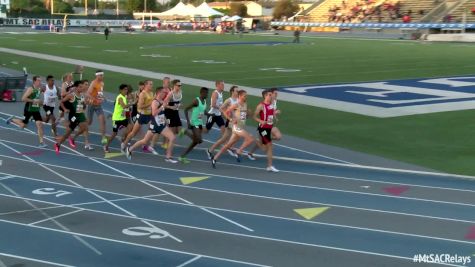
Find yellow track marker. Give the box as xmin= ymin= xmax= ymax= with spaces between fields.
xmin=294 ymin=207 xmax=329 ymax=220
xmin=180 ymin=176 xmax=210 ymax=185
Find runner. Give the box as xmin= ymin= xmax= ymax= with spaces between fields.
xmin=6 ymin=76 xmax=46 ymax=147
xmin=152 ymin=76 xmax=171 ymax=150
xmin=209 ymin=85 xmax=239 ymax=159
xmin=58 ymin=72 xmax=74 ymax=126
xmin=42 ymin=75 xmax=58 ymax=136
xmin=54 ymin=80 xmax=91 ymax=154
xmin=211 ymin=90 xmax=254 ymax=168
xmin=249 ymin=89 xmax=279 ymax=172
xmin=164 ymin=79 xmax=185 ymax=138
xmin=86 ymin=70 xmax=107 ymax=145
xmin=130 ymin=81 xmax=144 ymax=125
xmin=269 ymin=88 xmax=282 ymax=141
xmin=178 ymin=87 xmax=209 ymax=164
xmin=205 ymin=80 xmax=226 ymax=159
xmin=126 ymin=87 xmax=177 ymax=163
xmin=103 ymin=84 xmax=132 ymax=153
xmin=121 ymin=80 xmax=157 ymax=154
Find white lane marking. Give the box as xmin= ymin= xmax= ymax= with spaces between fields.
xmin=0 ymin=217 xmax=270 ymax=267
xmin=0 ymin=171 xmax=102 ymax=255
xmin=1 ymin=167 xmax=474 ymax=246
xmin=0 ymin=252 xmax=74 ymax=267
xmin=29 ymin=210 xmax=82 ymax=226
xmin=176 ymin=255 xmax=202 ymax=267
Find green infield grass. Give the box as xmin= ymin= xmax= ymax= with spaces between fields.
xmin=2 ymin=32 xmax=475 ymax=175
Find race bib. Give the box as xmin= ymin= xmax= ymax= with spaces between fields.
xmin=32 ymin=101 xmax=39 ymax=108
xmin=261 ymin=130 xmax=267 ymax=136
xmin=198 ymin=112 xmax=204 ymax=120
xmin=158 ymin=115 xmax=166 ymax=125
xmin=71 ymin=116 xmax=76 ymax=122
xmin=240 ymin=111 xmax=246 ymax=120
xmin=76 ymin=104 xmax=84 ymax=113
xmin=266 ymin=115 xmax=274 ymax=125
xmin=46 ymin=110 xmax=51 ymax=115
xmin=149 ymin=124 xmax=154 ymax=130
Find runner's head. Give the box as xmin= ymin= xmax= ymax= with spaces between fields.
xmin=138 ymin=81 xmax=145 ymax=92
xmin=238 ymin=89 xmax=247 ymax=102
xmin=263 ymin=89 xmax=272 ymax=103
xmin=46 ymin=75 xmax=54 ymax=87
xmin=200 ymin=87 xmax=209 ymax=98
xmin=269 ymin=88 xmax=278 ymax=99
xmin=32 ymin=76 xmax=41 ymax=88
xmin=95 ymin=70 xmax=104 ymax=81
xmin=82 ymin=79 xmax=89 ymax=90
xmin=155 ymin=86 xmax=165 ymax=99
xmin=119 ymin=84 xmax=129 ymax=96
xmin=62 ymin=72 xmax=72 ymax=83
xmin=143 ymin=80 xmax=153 ymax=91
xmin=230 ymin=85 xmax=239 ymax=98
xmin=172 ymin=79 xmax=181 ymax=91
xmin=163 ymin=77 xmax=170 ymax=88
xmin=215 ymin=80 xmax=224 ymax=92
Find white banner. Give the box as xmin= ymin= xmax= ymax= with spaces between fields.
xmin=0 ymin=17 xmax=155 ymax=27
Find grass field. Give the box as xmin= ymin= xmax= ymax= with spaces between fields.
xmin=2 ymin=31 xmax=475 ymax=175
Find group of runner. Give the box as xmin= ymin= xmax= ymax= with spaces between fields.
xmin=6 ymin=70 xmax=283 ymax=172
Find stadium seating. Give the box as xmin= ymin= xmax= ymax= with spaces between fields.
xmin=445 ymin=1 xmax=475 ymax=22
xmin=305 ymin=0 xmax=439 ymax=23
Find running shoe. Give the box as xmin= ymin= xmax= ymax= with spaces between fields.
xmin=103 ymin=145 xmax=110 ymax=153
xmin=227 ymin=149 xmax=236 ymax=157
xmin=126 ymin=146 xmax=132 ymax=160
xmin=178 ymin=156 xmax=190 ymax=164
xmin=178 ymin=128 xmax=186 ymax=138
xmin=38 ymin=142 xmax=47 ymax=148
xmin=205 ymin=149 xmax=213 ymax=160
xmin=84 ymin=144 xmax=94 ymax=151
xmin=101 ymin=136 xmax=108 ymax=145
xmin=266 ymin=166 xmax=279 ymax=173
xmin=5 ymin=116 xmax=13 ymax=125
xmin=235 ymin=153 xmax=241 ymax=163
xmin=150 ymin=147 xmax=159 ymax=155
xmin=211 ymin=157 xmax=216 ymax=169
xmin=120 ymin=142 xmax=126 ymax=154
xmin=54 ymin=143 xmax=60 ymax=155
xmin=247 ymin=153 xmax=256 ymax=161
xmin=68 ymin=137 xmax=76 ymax=148
xmin=165 ymin=158 xmax=178 ymax=163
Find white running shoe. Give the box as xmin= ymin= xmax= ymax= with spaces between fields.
xmin=227 ymin=149 xmax=236 ymax=157
xmin=266 ymin=166 xmax=279 ymax=173
xmin=126 ymin=147 xmax=132 ymax=160
xmin=206 ymin=149 xmax=213 ymax=160
xmin=149 ymin=147 xmax=159 ymax=155
xmin=165 ymin=158 xmax=178 ymax=163
xmin=38 ymin=142 xmax=47 ymax=148
xmin=247 ymin=153 xmax=256 ymax=161
xmin=84 ymin=144 xmax=94 ymax=151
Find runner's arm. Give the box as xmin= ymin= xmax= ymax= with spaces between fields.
xmin=253 ymin=103 xmax=264 ymax=124
xmin=21 ymin=87 xmax=33 ymax=103
xmin=184 ymin=99 xmax=198 ymax=126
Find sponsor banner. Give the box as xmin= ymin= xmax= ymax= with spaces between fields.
xmin=0 ymin=17 xmax=158 ymax=27
xmin=279 ymin=76 xmax=475 ymax=117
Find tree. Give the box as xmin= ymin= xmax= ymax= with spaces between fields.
xmin=272 ymin=0 xmax=299 ymax=20
xmin=126 ymin=0 xmax=157 ymax=12
xmin=229 ymin=2 xmax=246 ymax=17
xmin=52 ymin=0 xmax=73 ymax=13
xmin=10 ymin=0 xmax=29 ymax=13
